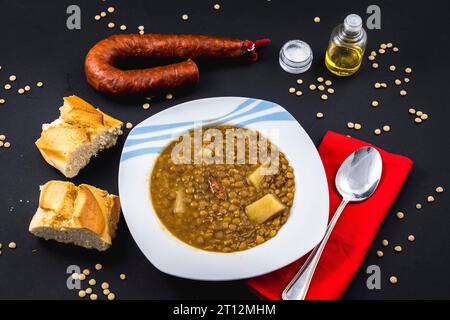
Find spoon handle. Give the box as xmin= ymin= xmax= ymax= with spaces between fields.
xmin=282 ymin=199 xmax=349 ymax=300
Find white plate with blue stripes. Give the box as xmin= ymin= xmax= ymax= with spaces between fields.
xmin=118 ymin=97 xmax=328 ymax=280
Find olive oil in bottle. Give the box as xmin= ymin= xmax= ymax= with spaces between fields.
xmin=325 ymin=14 xmax=367 ymax=76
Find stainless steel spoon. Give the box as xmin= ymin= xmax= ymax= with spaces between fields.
xmin=282 ymin=146 xmax=383 ymax=300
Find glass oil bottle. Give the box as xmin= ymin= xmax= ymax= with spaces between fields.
xmin=325 ymin=14 xmax=367 ymax=76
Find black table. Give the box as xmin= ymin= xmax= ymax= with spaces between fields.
xmin=0 ymin=0 xmax=449 ymax=300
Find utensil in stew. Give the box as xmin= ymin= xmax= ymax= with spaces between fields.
xmin=282 ymin=146 xmax=383 ymax=300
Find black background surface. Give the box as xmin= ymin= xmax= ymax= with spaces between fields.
xmin=0 ymin=0 xmax=449 ymax=300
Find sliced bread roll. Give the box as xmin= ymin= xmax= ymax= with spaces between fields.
xmin=29 ymin=180 xmax=121 ymax=251
xmin=35 ymin=95 xmax=123 ymax=178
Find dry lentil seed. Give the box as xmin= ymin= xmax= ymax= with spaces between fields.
xmin=354 ymin=123 xmax=362 ymax=130
xmin=100 ymin=12 xmax=106 ymax=17
xmin=378 ymin=48 xmax=385 ymax=54
xmin=376 ymin=250 xmax=384 ymax=257
xmin=166 ymin=93 xmax=173 ymax=100
xmin=139 ymin=30 xmax=145 ymax=35
xmin=404 ymin=77 xmax=410 ymax=83
xmin=389 ymin=276 xmax=398 ymax=284
xmin=120 ymin=273 xmax=127 ymax=280
xmin=101 ymin=282 xmax=109 ymax=290
xmin=296 ymin=79 xmax=303 ymax=85
xmin=317 ymin=77 xmax=324 ymax=83
xmin=408 ymin=108 xmax=416 ymax=114
xmin=95 ymin=263 xmax=102 ymax=271
xmin=387 ymin=43 xmax=393 ymax=48
xmin=36 ymin=82 xmax=44 ymax=87
xmin=90 ymin=294 xmax=98 ymax=301
xmin=347 ymin=122 xmax=354 ymax=129
xmin=316 ymin=112 xmax=324 ymax=119
xmin=0 ymin=141 xmax=4 ymax=147
xmin=415 ymin=111 xmax=423 ymax=116
xmin=78 ymin=290 xmax=86 ymax=298
xmin=83 ymin=269 xmax=90 ymax=276
xmin=400 ymin=90 xmax=407 ymax=96
xmin=371 ymin=100 xmax=379 ymax=107
xmin=374 ymin=82 xmax=381 ymax=89
xmin=382 ymin=239 xmax=389 ymax=247
xmin=213 ymin=4 xmax=221 ymax=10
xmin=392 ymin=47 xmax=399 ymax=52
xmin=420 ymin=114 xmax=428 ymax=120
xmin=408 ymin=235 xmax=415 ymax=242
xmin=325 ymin=80 xmax=332 ymax=86
xmin=318 ymin=85 xmax=325 ymax=91
xmin=0 ymin=135 xmax=5 ymax=141
xmin=103 ymin=289 xmax=110 ymax=295
xmin=405 ymin=67 xmax=412 ymax=74
xmin=394 ymin=245 xmax=402 ymax=252
xmin=143 ymin=103 xmax=150 ymax=109
xmin=24 ymin=85 xmax=31 ymax=91
xmin=107 ymin=22 xmax=115 ymax=29
xmin=85 ymin=288 xmax=92 ymax=294
xmin=0 ymin=99 xmax=5 ymax=104
xmin=414 ymin=117 xmax=422 ymax=124
xmin=327 ymin=88 xmax=335 ymax=94
xmin=88 ymin=279 xmax=96 ymax=286
xmin=288 ymin=87 xmax=295 ymax=93
xmin=427 ymin=195 xmax=435 ymax=203
xmin=320 ymin=94 xmax=328 ymax=101
xmin=79 ymin=274 xmax=86 ymax=281
xmin=372 ymin=63 xmax=379 ymax=69
xmin=380 ymin=43 xmax=387 ymax=49
xmin=383 ymin=125 xmax=391 ymax=132
xmin=8 ymin=242 xmax=16 ymax=249
xmin=416 ymin=203 xmax=422 ymax=209
xmin=295 ymin=90 xmax=303 ymax=96
xmin=107 ymin=293 xmax=116 ymax=300
xmin=370 ymin=51 xmax=377 ymax=56
xmin=181 ymin=14 xmax=189 ymax=21
xmin=126 ymin=122 xmax=133 ymax=129
xmin=368 ymin=55 xmax=375 ymax=61
xmin=9 ymin=75 xmax=16 ymax=81
xmin=396 ymin=211 xmax=404 ymax=219
xmin=71 ymin=273 xmax=80 ymax=280
xmin=374 ymin=128 xmax=381 ymax=135
xmin=389 ymin=65 xmax=396 ymax=71
xmin=18 ymin=88 xmax=25 ymax=94
xmin=395 ymin=79 xmax=401 ymax=85
xmin=120 ymin=24 xmax=127 ymax=31
xmin=4 ymin=84 xmax=11 ymax=90
xmin=94 ymin=15 xmax=101 ymax=21
xmin=314 ymin=17 xmax=321 ymax=23
xmin=436 ymin=186 xmax=444 ymax=193
xmin=107 ymin=6 xmax=115 ymax=13
xmin=309 ymin=84 xmax=316 ymax=91
xmin=381 ymin=82 xmax=387 ymax=88
xmin=138 ymin=25 xmax=145 ymax=31
xmin=4 ymin=142 xmax=10 ymax=148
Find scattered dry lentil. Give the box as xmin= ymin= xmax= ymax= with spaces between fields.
xmin=107 ymin=22 xmax=115 ymax=29
xmin=320 ymin=94 xmax=328 ymax=101
xmin=383 ymin=125 xmax=391 ymax=132
xmin=405 ymin=67 xmax=412 ymax=74
xmin=313 ymin=17 xmax=321 ymax=23
xmin=309 ymin=84 xmax=316 ymax=91
xmin=378 ymin=48 xmax=385 ymax=54
xmin=8 ymin=242 xmax=16 ymax=249
xmin=119 ymin=273 xmax=127 ymax=280
xmin=0 ymin=98 xmax=5 ymax=104
xmin=4 ymin=84 xmax=11 ymax=90
xmin=9 ymin=75 xmax=16 ymax=81
xmin=394 ymin=245 xmax=402 ymax=252
xmin=387 ymin=43 xmax=393 ymax=48
xmin=138 ymin=25 xmax=145 ymax=31
xmin=436 ymin=186 xmax=444 ymax=193
xmin=107 ymin=293 xmax=116 ymax=300
xmin=18 ymin=88 xmax=25 ymax=94
xmin=4 ymin=141 xmax=10 ymax=148
xmin=347 ymin=122 xmax=354 ymax=129
xmin=107 ymin=6 xmax=115 ymax=13
xmin=103 ymin=289 xmax=110 ymax=295
xmin=126 ymin=122 xmax=133 ymax=129
xmin=408 ymin=235 xmax=415 ymax=242
xmin=389 ymin=65 xmax=396 ymax=71
xmin=394 ymin=79 xmax=401 ymax=85
xmin=181 ymin=14 xmax=189 ymax=21
xmin=372 ymin=63 xmax=379 ymax=69
xmin=295 ymin=90 xmax=302 ymax=96
xmin=296 ymin=79 xmax=303 ymax=85
xmin=90 ymin=294 xmax=98 ymax=301
xmin=213 ymin=4 xmax=221 ymax=10
xmin=316 ymin=112 xmax=324 ymax=119
xmin=120 ymin=24 xmax=127 ymax=31
xmin=392 ymin=47 xmax=399 ymax=52
xmin=166 ymin=93 xmax=173 ymax=100
xmin=408 ymin=108 xmax=416 ymax=114
xmin=354 ymin=123 xmax=362 ymax=130
xmin=78 ymin=290 xmax=86 ymax=298
xmin=24 ymin=85 xmax=31 ymax=91
xmin=376 ymin=250 xmax=384 ymax=257
xmin=380 ymin=43 xmax=387 ymax=49
xmin=100 ymin=11 xmax=106 ymax=17
xmin=83 ymin=269 xmax=90 ymax=276
xmin=79 ymin=274 xmax=86 ymax=281
xmin=101 ymin=282 xmax=109 ymax=290
xmin=374 ymin=128 xmax=381 ymax=135
xmin=414 ymin=117 xmax=422 ymax=124
xmin=400 ymin=89 xmax=407 ymax=96
xmin=94 ymin=15 xmax=101 ymax=21
xmin=427 ymin=195 xmax=435 ymax=203
xmin=142 ymin=103 xmax=150 ymax=109
xmin=327 ymin=88 xmax=335 ymax=94
xmin=36 ymin=82 xmax=44 ymax=87
xmin=396 ymin=211 xmax=404 ymax=219
xmin=325 ymin=80 xmax=332 ymax=86
xmin=404 ymin=77 xmax=410 ymax=83
xmin=420 ymin=114 xmax=428 ymax=120
xmin=382 ymin=239 xmax=389 ymax=247
xmin=88 ymin=279 xmax=96 ymax=286
xmin=288 ymin=87 xmax=295 ymax=93
xmin=95 ymin=263 xmax=102 ymax=271
xmin=368 ymin=55 xmax=375 ymax=61
xmin=416 ymin=203 xmax=422 ymax=209
xmin=374 ymin=82 xmax=381 ymax=89
xmin=371 ymin=100 xmax=379 ymax=107
xmin=85 ymin=288 xmax=92 ymax=294
xmin=389 ymin=276 xmax=398 ymax=284
xmin=318 ymin=85 xmax=325 ymax=91
xmin=381 ymin=82 xmax=387 ymax=88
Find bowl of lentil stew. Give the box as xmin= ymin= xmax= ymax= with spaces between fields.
xmin=119 ymin=97 xmax=328 ymax=280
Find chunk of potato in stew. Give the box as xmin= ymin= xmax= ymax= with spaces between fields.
xmin=150 ymin=126 xmax=295 ymax=252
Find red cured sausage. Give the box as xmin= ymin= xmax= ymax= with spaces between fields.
xmin=84 ymin=34 xmax=270 ymax=96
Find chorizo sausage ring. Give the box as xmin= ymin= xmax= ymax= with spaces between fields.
xmin=85 ymin=34 xmax=270 ymax=96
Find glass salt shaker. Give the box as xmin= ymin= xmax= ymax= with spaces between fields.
xmin=279 ymin=40 xmax=313 ymax=74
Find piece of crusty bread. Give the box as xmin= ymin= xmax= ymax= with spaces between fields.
xmin=29 ymin=180 xmax=121 ymax=251
xmin=35 ymin=95 xmax=123 ymax=178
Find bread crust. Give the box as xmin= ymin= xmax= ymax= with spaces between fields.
xmin=29 ymin=180 xmax=121 ymax=251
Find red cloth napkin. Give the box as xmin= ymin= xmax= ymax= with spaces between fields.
xmin=246 ymin=131 xmax=413 ymax=300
